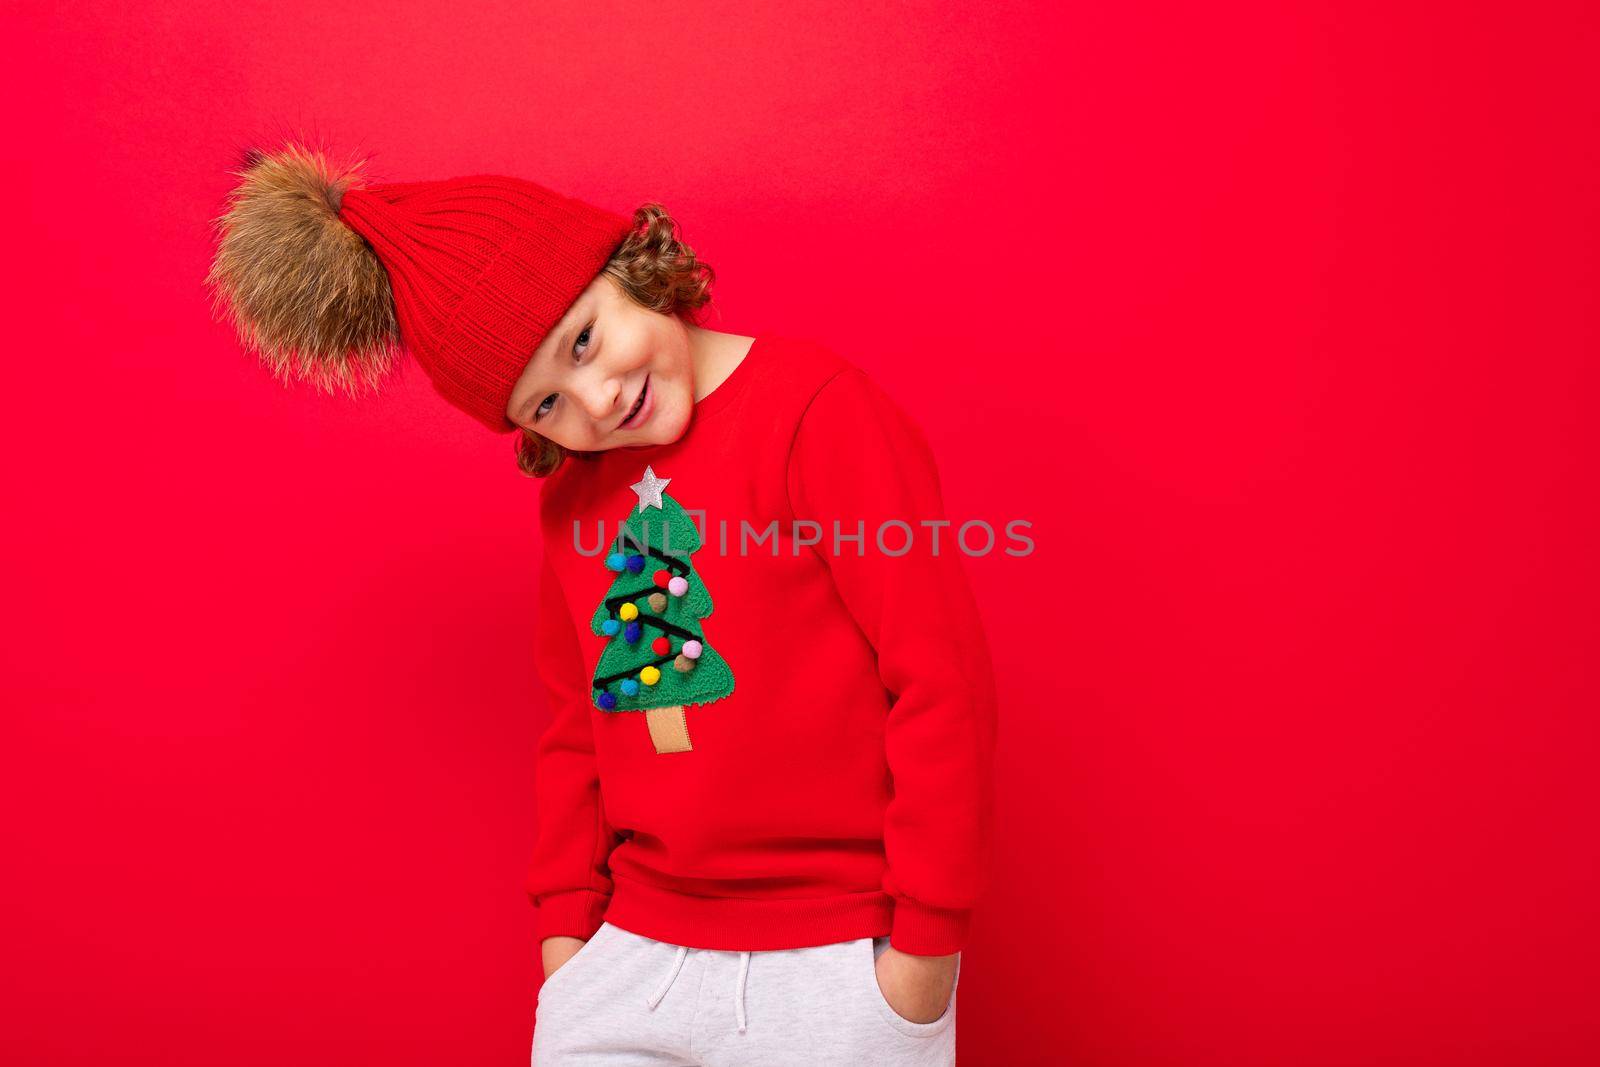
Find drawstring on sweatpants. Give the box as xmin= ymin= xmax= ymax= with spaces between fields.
xmin=734 ymin=951 xmax=751 ymax=1032
xmin=644 ymin=944 xmax=754 ymax=1034
xmin=645 ymin=945 xmax=688 ymax=1011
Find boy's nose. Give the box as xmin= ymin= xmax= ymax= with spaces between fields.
xmin=576 ymin=374 xmax=622 ymax=425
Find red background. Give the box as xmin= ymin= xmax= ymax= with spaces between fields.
xmin=4 ymin=2 xmax=1595 ymax=1064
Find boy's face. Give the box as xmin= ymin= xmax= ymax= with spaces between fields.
xmin=505 ymin=272 xmax=694 ymax=451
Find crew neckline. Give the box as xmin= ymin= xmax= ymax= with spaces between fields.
xmin=687 ymin=334 xmax=763 ymax=425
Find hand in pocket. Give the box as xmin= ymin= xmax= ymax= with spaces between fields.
xmin=541 ymin=935 xmax=589 ymax=982
xmin=873 ymin=943 xmax=959 ymax=1024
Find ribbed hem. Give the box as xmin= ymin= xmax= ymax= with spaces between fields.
xmin=533 ymin=888 xmax=612 ymax=942
xmin=603 ymin=873 xmax=894 ymax=951
xmin=888 ymin=898 xmax=973 ymax=956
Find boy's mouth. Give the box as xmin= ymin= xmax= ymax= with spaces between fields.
xmin=619 ymin=374 xmax=650 ymax=429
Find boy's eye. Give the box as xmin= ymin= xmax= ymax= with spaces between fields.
xmin=533 ymin=323 xmax=594 ymax=421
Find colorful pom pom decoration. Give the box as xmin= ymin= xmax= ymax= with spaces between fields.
xmin=668 ymin=576 xmax=689 ymax=596
xmin=606 ymin=553 xmax=627 ymax=572
xmin=601 ymin=619 xmax=620 ymax=636
xmin=653 ymin=569 xmax=671 ymax=587
xmin=624 ymin=621 xmax=641 ymax=642
xmin=621 ymin=679 xmax=640 ymax=696
xmin=651 ymin=636 xmax=671 ymax=655
xmin=619 ymin=603 xmax=639 ymax=621
xmin=626 ymin=554 xmax=645 ymax=573
xmin=640 ymin=665 xmax=661 ymax=685
xmin=683 ymin=640 xmax=703 ymax=660
xmin=598 ymin=691 xmax=618 ymax=710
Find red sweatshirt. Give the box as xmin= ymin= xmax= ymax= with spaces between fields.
xmin=525 ymin=334 xmax=998 ymax=956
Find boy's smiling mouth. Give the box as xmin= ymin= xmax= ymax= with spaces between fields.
xmin=619 ymin=373 xmax=651 ymax=430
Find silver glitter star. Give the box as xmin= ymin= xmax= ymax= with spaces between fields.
xmin=631 ymin=466 xmax=672 ymax=512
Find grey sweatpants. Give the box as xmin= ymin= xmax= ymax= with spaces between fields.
xmin=533 ymin=921 xmax=960 ymax=1066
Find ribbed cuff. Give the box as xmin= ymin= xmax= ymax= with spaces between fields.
xmin=534 ymin=889 xmax=611 ymax=943
xmin=888 ymin=898 xmax=973 ymax=956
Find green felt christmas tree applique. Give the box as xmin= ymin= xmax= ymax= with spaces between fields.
xmin=589 ymin=466 xmax=735 ymax=754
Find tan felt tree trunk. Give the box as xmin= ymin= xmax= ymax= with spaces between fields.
xmin=646 ymin=705 xmax=693 ymax=754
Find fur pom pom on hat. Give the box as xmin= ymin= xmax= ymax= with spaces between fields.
xmin=205 ymin=142 xmax=634 ymax=433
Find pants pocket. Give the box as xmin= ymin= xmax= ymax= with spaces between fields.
xmin=537 ymin=922 xmax=616 ymax=1003
xmin=860 ymin=935 xmax=960 ymax=1039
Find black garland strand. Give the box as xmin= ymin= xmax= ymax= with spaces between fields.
xmin=593 ymin=653 xmax=681 ymax=693
xmin=603 ymin=542 xmax=690 ymax=616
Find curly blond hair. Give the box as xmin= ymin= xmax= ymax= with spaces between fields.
xmin=513 ymin=204 xmax=715 ymax=478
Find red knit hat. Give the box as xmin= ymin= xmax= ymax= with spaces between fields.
xmin=205 ymin=142 xmax=635 ymax=434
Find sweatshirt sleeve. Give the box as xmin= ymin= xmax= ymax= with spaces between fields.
xmin=784 ymin=367 xmax=1000 ymax=957
xmin=525 ymin=547 xmax=624 ymax=943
